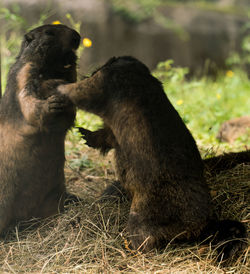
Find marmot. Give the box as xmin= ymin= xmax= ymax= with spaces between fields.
xmin=0 ymin=24 xmax=80 ymax=234
xmin=58 ymin=56 xmax=246 ymax=259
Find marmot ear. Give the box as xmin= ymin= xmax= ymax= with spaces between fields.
xmin=24 ymin=33 xmax=34 ymax=44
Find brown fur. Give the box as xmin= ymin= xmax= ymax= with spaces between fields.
xmin=77 ymin=127 xmax=250 ymax=175
xmin=58 ymin=56 xmax=246 ymax=259
xmin=17 ymin=62 xmax=32 ymax=91
xmin=0 ymin=24 xmax=80 ymax=234
xmin=217 ymin=116 xmax=250 ymax=143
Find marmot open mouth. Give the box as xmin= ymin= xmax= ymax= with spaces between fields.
xmin=64 ymin=64 xmax=72 ymax=69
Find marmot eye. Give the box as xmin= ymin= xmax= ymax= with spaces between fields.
xmin=45 ymin=30 xmax=55 ymax=36
xmin=24 ymin=33 xmax=34 ymax=43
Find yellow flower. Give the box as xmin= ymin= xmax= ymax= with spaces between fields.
xmin=226 ymin=70 xmax=234 ymax=78
xmin=176 ymin=99 xmax=183 ymax=105
xmin=83 ymin=38 xmax=92 ymax=48
xmin=216 ymin=93 xmax=221 ymax=99
xmin=52 ymin=20 xmax=61 ymax=25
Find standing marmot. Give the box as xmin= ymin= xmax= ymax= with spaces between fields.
xmin=0 ymin=24 xmax=80 ymax=234
xmin=58 ymin=56 xmax=246 ymax=259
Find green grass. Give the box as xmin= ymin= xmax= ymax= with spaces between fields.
xmin=154 ymin=64 xmax=250 ymax=153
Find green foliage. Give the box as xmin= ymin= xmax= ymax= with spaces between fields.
xmin=111 ymin=0 xmax=162 ymax=23
xmin=154 ymin=60 xmax=189 ymax=84
xmin=0 ymin=6 xmax=26 ymax=29
xmin=153 ymin=61 xmax=250 ymax=154
xmin=0 ymin=6 xmax=25 ymax=90
xmin=75 ymin=110 xmax=103 ymax=131
xmin=67 ymin=154 xmax=96 ymax=171
xmin=0 ymin=6 xmax=50 ymax=90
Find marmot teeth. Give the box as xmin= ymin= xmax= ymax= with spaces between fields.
xmin=64 ymin=64 xmax=72 ymax=69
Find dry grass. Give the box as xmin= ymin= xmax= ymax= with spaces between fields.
xmin=0 ymin=141 xmax=249 ymax=273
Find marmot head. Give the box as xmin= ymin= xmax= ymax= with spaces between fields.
xmin=88 ymin=56 xmax=158 ymax=102
xmin=17 ymin=24 xmax=80 ymax=83
xmin=92 ymin=56 xmax=150 ymax=77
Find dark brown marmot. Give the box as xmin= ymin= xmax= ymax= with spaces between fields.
xmin=58 ymin=56 xmax=246 ymax=259
xmin=0 ymin=24 xmax=80 ymax=234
